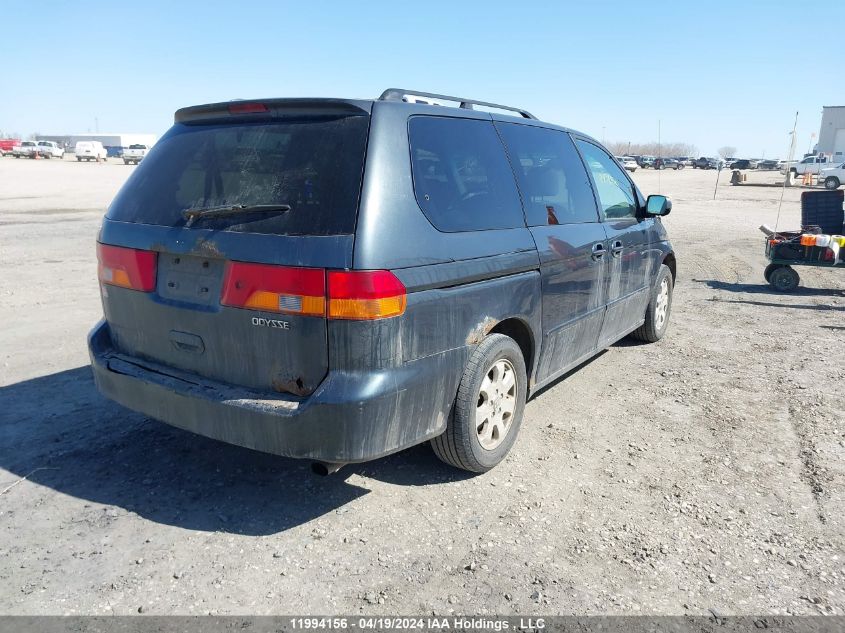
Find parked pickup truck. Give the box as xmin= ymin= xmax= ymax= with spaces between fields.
xmin=36 ymin=141 xmax=65 ymax=159
xmin=781 ymin=155 xmax=832 ymax=177
xmin=123 ymin=144 xmax=151 ymax=165
xmin=0 ymin=139 xmax=21 ymax=156
xmin=819 ymin=163 xmax=845 ymax=190
xmin=12 ymin=141 xmax=39 ymax=158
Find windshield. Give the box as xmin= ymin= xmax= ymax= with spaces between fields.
xmin=107 ymin=116 xmax=369 ymax=236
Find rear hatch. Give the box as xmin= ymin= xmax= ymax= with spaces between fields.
xmin=98 ymin=100 xmax=371 ymax=396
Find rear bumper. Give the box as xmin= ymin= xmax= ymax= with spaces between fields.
xmin=88 ymin=320 xmax=464 ymax=463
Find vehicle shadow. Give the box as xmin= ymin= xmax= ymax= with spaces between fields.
xmin=708 ymin=298 xmax=845 ymax=312
xmin=527 ymin=349 xmax=607 ymax=401
xmin=0 ymin=366 xmax=467 ymax=536
xmin=694 ymin=278 xmax=845 ymax=298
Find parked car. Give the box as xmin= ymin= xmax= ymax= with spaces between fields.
xmin=89 ymin=89 xmax=676 ymax=473
xmin=12 ymin=141 xmax=38 ymax=158
xmin=694 ymin=156 xmax=723 ymax=170
xmin=729 ymin=159 xmax=758 ymax=170
xmin=75 ymin=141 xmax=108 ymax=162
xmin=36 ymin=140 xmax=65 ymax=159
xmin=654 ymin=158 xmax=683 ymax=170
xmin=757 ymin=159 xmax=779 ymax=170
xmin=0 ymin=138 xmax=21 ymax=156
xmin=677 ymin=157 xmax=694 ymax=167
xmin=637 ymin=155 xmax=656 ymax=168
xmin=819 ymin=163 xmax=845 ymax=190
xmin=123 ymin=143 xmax=151 ymax=165
xmin=106 ymin=146 xmax=125 ymax=158
xmin=781 ymin=154 xmax=832 ymax=177
xmin=616 ymin=156 xmax=638 ymax=172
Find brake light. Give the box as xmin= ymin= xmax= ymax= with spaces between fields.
xmin=97 ymin=244 xmax=157 ymax=292
xmin=328 ymin=271 xmax=407 ymax=320
xmin=227 ymin=102 xmax=269 ymax=114
xmin=221 ymin=262 xmax=326 ymax=316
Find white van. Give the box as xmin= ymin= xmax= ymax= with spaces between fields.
xmin=75 ymin=141 xmax=108 ymax=162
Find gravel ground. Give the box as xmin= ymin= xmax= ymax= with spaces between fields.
xmin=1 ymin=156 xmax=843 ymax=616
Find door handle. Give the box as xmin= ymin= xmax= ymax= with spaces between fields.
xmin=611 ymin=240 xmax=624 ymax=257
xmin=591 ymin=242 xmax=606 ymax=261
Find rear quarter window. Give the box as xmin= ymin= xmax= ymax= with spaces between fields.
xmin=107 ymin=116 xmax=369 ymax=236
xmin=408 ymin=116 xmax=523 ymax=232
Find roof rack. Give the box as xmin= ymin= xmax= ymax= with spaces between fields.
xmin=378 ymin=88 xmax=537 ymax=120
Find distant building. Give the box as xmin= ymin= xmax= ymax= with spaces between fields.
xmin=35 ymin=133 xmax=158 ymax=153
xmin=817 ymin=106 xmax=845 ymax=161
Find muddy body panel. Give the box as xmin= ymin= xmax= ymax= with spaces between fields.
xmin=90 ymin=267 xmax=541 ymax=461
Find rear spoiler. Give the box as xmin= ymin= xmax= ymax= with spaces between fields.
xmin=175 ymin=98 xmax=372 ymax=124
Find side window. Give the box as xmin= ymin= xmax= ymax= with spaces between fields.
xmin=408 ymin=116 xmax=523 ymax=232
xmin=575 ymin=140 xmax=638 ymax=220
xmin=496 ymin=123 xmax=598 ymax=226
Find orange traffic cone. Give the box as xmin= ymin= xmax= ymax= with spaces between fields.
xmin=802 ymin=171 xmax=812 ymax=186
xmin=33 ymin=147 xmax=41 ymax=160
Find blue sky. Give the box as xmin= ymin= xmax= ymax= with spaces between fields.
xmin=1 ymin=1 xmax=839 ymax=157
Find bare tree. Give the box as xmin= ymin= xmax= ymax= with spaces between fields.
xmin=717 ymin=146 xmax=737 ymax=159
xmin=608 ymin=141 xmax=698 ymax=158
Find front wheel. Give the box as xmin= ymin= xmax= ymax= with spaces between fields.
xmin=630 ymin=264 xmax=673 ymax=343
xmin=768 ymin=266 xmax=799 ymax=292
xmin=431 ymin=333 xmax=527 ymax=473
xmin=824 ymin=176 xmax=840 ymax=190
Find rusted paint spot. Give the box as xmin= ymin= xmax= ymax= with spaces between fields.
xmin=272 ymin=374 xmax=311 ymax=397
xmin=191 ymin=238 xmax=223 ymax=258
xmin=465 ymin=316 xmax=498 ymax=345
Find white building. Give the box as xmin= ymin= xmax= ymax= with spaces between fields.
xmin=817 ymin=106 xmax=845 ymax=162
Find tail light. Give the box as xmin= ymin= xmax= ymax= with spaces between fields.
xmin=218 ymin=264 xmax=407 ymax=320
xmin=97 ymin=244 xmax=157 ymax=292
xmin=328 ymin=270 xmax=406 ymax=320
xmin=221 ymin=262 xmax=326 ymax=316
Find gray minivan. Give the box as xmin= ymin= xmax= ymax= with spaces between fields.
xmin=89 ymin=89 xmax=676 ymax=473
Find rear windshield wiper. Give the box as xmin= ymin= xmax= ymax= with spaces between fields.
xmin=182 ymin=204 xmax=292 ymax=227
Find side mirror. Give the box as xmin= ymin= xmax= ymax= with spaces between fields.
xmin=645 ymin=194 xmax=672 ymax=216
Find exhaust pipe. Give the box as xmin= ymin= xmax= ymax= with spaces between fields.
xmin=311 ymin=461 xmax=345 ymax=476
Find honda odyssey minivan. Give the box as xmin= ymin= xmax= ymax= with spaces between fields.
xmin=89 ymin=89 xmax=676 ymax=473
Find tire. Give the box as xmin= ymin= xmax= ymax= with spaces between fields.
xmin=768 ymin=266 xmax=799 ymax=292
xmin=77 ymin=157 xmax=82 ymax=162
xmin=824 ymin=177 xmax=840 ymax=190
xmin=431 ymin=333 xmax=527 ymax=473
xmin=629 ymin=264 xmax=673 ymax=343
xmin=124 ymin=159 xmax=129 ymax=165
xmin=763 ymin=263 xmax=782 ymax=283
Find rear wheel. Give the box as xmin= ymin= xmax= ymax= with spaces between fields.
xmin=824 ymin=176 xmax=840 ymax=190
xmin=630 ymin=264 xmax=673 ymax=343
xmin=768 ymin=266 xmax=799 ymax=292
xmin=763 ymin=263 xmax=783 ymax=283
xmin=431 ymin=333 xmax=527 ymax=473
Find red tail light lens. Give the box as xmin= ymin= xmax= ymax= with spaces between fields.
xmin=227 ymin=102 xmax=269 ymax=114
xmin=328 ymin=270 xmax=407 ymax=320
xmin=221 ymin=262 xmax=326 ymax=316
xmin=97 ymin=244 xmax=157 ymax=292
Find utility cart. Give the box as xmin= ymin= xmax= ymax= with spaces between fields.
xmin=761 ymin=189 xmax=845 ymax=291
xmin=763 ymin=231 xmax=845 ymax=292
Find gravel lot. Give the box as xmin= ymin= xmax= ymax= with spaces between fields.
xmin=1 ymin=156 xmax=843 ymax=616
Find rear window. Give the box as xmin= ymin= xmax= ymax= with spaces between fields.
xmin=128 ymin=144 xmax=148 ymax=149
xmin=107 ymin=116 xmax=369 ymax=236
xmin=408 ymin=116 xmax=523 ymax=232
